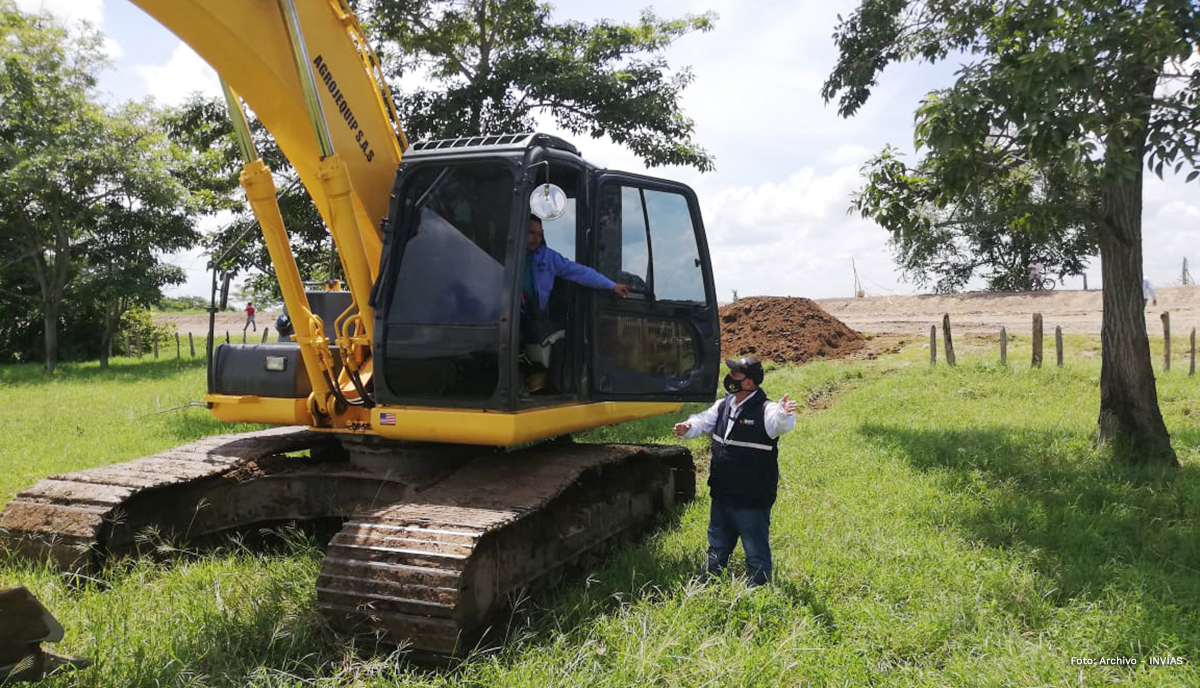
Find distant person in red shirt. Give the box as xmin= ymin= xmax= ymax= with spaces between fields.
xmin=244 ymin=302 xmax=256 ymax=333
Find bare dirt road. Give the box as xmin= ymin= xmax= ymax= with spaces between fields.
xmin=156 ymin=286 xmax=1200 ymax=344
xmin=156 ymin=310 xmax=283 ymax=340
xmin=816 ymin=285 xmax=1200 ymax=337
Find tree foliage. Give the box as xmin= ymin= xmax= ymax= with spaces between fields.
xmin=0 ymin=2 xmax=202 ymax=369
xmin=824 ymin=0 xmax=1200 ymax=466
xmin=853 ymin=147 xmax=1098 ymax=293
xmin=163 ymin=95 xmax=332 ymax=305
xmin=362 ymin=0 xmax=716 ymax=170
xmin=177 ymin=0 xmax=717 ymax=300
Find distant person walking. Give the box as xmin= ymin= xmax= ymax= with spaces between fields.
xmin=1143 ymin=278 xmax=1157 ymax=308
xmin=244 ymin=302 xmax=257 ymax=332
xmin=673 ymin=356 xmax=799 ymax=586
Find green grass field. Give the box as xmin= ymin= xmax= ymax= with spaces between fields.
xmin=2 ymin=339 xmax=1199 ymax=687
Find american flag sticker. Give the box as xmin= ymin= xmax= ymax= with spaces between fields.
xmin=379 ymin=412 xmax=397 ymax=426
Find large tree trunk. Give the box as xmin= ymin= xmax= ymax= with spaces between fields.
xmin=1094 ymin=46 xmax=1178 ymax=468
xmin=41 ymin=302 xmax=59 ymax=374
xmin=1096 ymin=172 xmax=1178 ymax=467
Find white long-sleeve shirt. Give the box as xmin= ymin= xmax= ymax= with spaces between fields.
xmin=679 ymin=391 xmax=797 ymax=441
xmin=1143 ymin=278 xmax=1157 ymax=302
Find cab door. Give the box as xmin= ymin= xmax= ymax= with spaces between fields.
xmin=586 ymin=172 xmax=720 ymax=400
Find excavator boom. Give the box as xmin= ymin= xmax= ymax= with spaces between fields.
xmin=129 ymin=0 xmax=404 ymax=261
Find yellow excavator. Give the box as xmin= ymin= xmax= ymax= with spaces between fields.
xmin=0 ymin=0 xmax=719 ymax=655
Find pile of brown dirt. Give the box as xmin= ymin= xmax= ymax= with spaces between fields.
xmin=720 ymin=296 xmax=866 ymax=363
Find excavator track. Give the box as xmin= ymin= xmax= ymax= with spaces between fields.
xmin=317 ymin=442 xmax=694 ymax=654
xmin=0 ymin=427 xmax=402 ymax=570
xmin=0 ymin=431 xmax=694 ymax=656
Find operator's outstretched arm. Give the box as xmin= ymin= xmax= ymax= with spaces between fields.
xmin=548 ymin=251 xmax=629 ymax=296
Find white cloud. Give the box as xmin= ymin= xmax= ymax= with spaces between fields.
xmin=96 ymin=0 xmax=1200 ymax=301
xmin=701 ymin=165 xmax=907 ymax=298
xmin=1142 ymin=175 xmax=1200 ymax=287
xmin=15 ymin=0 xmax=102 ymax=25
xmin=15 ymin=0 xmax=121 ymax=59
xmin=133 ymin=43 xmax=221 ymax=107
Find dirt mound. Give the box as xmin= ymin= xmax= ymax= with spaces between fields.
xmin=719 ymin=296 xmax=866 ymax=363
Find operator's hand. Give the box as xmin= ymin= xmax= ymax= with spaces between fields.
xmin=612 ymin=283 xmax=630 ymax=298
xmin=673 ymin=422 xmax=690 ymax=437
xmin=779 ymin=394 xmax=799 ymax=415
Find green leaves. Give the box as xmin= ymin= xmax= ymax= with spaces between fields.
xmin=0 ymin=1 xmax=203 ymax=367
xmin=363 ymin=0 xmax=716 ymax=170
xmin=826 ymin=0 xmax=1200 ymax=186
xmin=851 ymin=146 xmax=1099 ymax=293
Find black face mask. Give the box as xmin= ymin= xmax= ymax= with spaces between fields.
xmin=723 ymin=374 xmax=745 ymax=394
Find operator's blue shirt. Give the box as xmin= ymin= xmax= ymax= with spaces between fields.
xmin=524 ymin=244 xmax=615 ymax=312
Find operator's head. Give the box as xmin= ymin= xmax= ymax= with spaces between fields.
xmin=723 ymin=356 xmax=764 ymax=395
xmin=527 ymin=215 xmax=544 ymax=254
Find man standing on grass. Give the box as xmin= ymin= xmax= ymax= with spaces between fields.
xmin=673 ymin=356 xmax=799 ymax=585
xmin=244 ymin=302 xmax=256 ymax=333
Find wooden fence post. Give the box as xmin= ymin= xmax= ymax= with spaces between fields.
xmin=153 ymin=339 xmax=159 ymax=359
xmin=930 ymin=325 xmax=937 ymax=365
xmin=175 ymin=333 xmax=181 ymax=359
xmin=225 ymin=331 xmax=230 ymax=344
xmin=189 ymin=332 xmax=195 ymax=358
xmin=1162 ymin=311 xmax=1171 ymax=372
xmin=124 ymin=334 xmax=130 ymax=357
xmin=1055 ymin=326 xmax=1063 ymax=367
xmin=1000 ymin=327 xmax=1007 ymax=366
xmin=1032 ymin=314 xmax=1043 ymax=367
xmin=135 ymin=334 xmax=143 ymax=358
xmin=942 ymin=314 xmax=956 ymax=367
xmin=261 ymin=328 xmax=269 ymax=343
xmin=1191 ymin=328 xmax=1196 ymax=376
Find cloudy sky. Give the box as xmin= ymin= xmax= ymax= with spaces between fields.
xmin=16 ymin=0 xmax=1200 ymax=300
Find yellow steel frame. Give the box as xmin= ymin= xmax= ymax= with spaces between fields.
xmin=135 ymin=0 xmax=695 ymax=446
xmin=204 ymin=394 xmax=682 ymax=446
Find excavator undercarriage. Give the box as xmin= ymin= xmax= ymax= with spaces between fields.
xmin=0 ymin=429 xmax=694 ymax=655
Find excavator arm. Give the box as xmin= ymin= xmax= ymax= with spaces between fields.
xmin=130 ymin=0 xmax=406 ymax=424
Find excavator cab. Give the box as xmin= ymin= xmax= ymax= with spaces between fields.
xmin=373 ymin=133 xmax=720 ymax=412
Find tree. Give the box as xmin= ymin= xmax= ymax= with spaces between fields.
xmin=363 ymin=0 xmax=716 ymax=170
xmin=0 ymin=4 xmax=200 ymax=371
xmin=824 ymin=0 xmax=1198 ymax=466
xmin=171 ymin=1 xmax=718 ymax=298
xmin=852 ymin=147 xmax=1099 ymax=293
xmin=164 ymin=95 xmax=335 ymax=304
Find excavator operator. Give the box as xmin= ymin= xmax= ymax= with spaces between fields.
xmin=520 ymin=215 xmax=629 ymax=392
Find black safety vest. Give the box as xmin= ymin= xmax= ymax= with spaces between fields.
xmin=708 ymin=389 xmax=780 ymax=508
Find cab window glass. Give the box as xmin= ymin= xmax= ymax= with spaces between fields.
xmin=644 ymin=189 xmax=705 ymax=303
xmin=388 ymin=163 xmax=511 ymax=323
xmin=596 ymin=183 xmax=703 ymax=300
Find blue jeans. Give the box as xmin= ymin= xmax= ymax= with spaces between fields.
xmin=706 ymin=500 xmax=772 ymax=585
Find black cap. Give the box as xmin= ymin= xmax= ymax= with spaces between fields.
xmin=725 ymin=356 xmax=764 ymax=385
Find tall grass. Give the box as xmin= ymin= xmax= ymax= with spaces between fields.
xmin=2 ymin=341 xmax=1199 ymax=686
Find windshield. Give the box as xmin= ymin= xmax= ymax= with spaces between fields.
xmin=387 ymin=162 xmax=513 ymax=323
